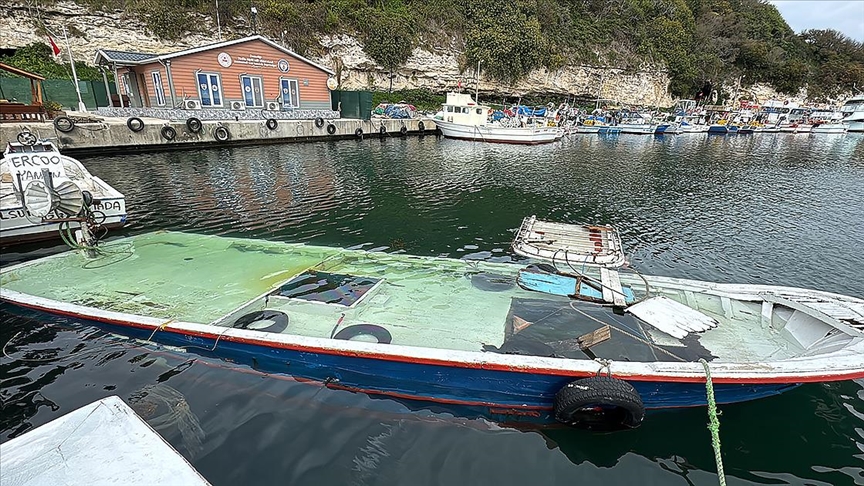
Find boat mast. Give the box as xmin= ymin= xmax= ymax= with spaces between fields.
xmin=475 ymin=60 xmax=480 ymax=104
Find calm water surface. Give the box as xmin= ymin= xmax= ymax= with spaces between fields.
xmin=2 ymin=133 xmax=864 ymax=485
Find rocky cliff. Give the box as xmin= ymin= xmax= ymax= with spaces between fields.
xmin=2 ymin=0 xmax=673 ymax=105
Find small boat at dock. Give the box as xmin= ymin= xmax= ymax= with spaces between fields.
xmin=432 ymin=93 xmax=559 ymax=145
xmin=2 ymin=217 xmax=862 ymax=431
xmin=1 ymin=137 xmax=127 ymax=246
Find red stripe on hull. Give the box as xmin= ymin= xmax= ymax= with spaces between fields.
xmin=7 ymin=299 xmax=864 ymax=385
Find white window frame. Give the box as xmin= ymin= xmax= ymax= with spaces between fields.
xmin=280 ymin=77 xmax=300 ymax=109
xmin=196 ymin=72 xmax=224 ymax=108
xmin=240 ymin=74 xmax=265 ymax=108
xmin=151 ymin=71 xmax=166 ymax=106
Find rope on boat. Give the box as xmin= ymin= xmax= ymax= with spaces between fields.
xmin=700 ymin=358 xmax=727 ymax=486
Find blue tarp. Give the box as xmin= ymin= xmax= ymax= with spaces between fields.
xmin=491 ymin=110 xmax=506 ymax=121
xmin=384 ymin=105 xmax=411 ymax=119
xmin=516 ymin=106 xmax=547 ymax=117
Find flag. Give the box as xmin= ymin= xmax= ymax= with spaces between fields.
xmin=47 ymin=35 xmax=61 ymax=56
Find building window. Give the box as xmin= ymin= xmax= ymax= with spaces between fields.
xmin=240 ymin=75 xmax=264 ymax=108
xmin=197 ymin=72 xmax=223 ymax=107
xmin=152 ymin=71 xmax=166 ymax=106
xmin=476 ymin=108 xmax=483 ymax=115
xmin=280 ymin=78 xmax=299 ymax=109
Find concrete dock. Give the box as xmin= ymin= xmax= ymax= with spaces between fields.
xmin=0 ymin=115 xmax=436 ymax=155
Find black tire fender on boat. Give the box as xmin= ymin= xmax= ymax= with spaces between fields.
xmin=265 ymin=118 xmax=278 ymax=130
xmin=186 ymin=117 xmax=203 ymax=133
xmin=327 ymin=123 xmax=337 ymax=135
xmin=53 ymin=116 xmax=75 ymax=133
xmin=214 ymin=126 xmax=230 ymax=142
xmin=333 ymin=324 xmax=392 ymax=344
xmin=232 ymin=310 xmax=289 ymax=333
xmin=160 ymin=125 xmax=176 ymax=141
xmin=315 ymin=117 xmax=325 ymax=128
xmin=355 ymin=127 xmax=363 ymax=138
xmin=127 ymin=117 xmax=145 ymax=132
xmin=554 ymin=376 xmax=645 ymax=431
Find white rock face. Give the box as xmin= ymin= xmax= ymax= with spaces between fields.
xmin=1 ymin=0 xmax=674 ymax=105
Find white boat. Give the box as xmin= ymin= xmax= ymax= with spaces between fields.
xmin=810 ymin=123 xmax=848 ymax=134
xmin=617 ymin=113 xmax=658 ymax=135
xmin=1 ymin=137 xmax=127 ymax=246
xmin=0 ymin=395 xmax=211 ymax=486
xmin=432 ymin=93 xmax=559 ymax=145
xmin=840 ymin=93 xmax=864 ymax=132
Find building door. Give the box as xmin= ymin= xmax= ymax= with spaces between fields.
xmin=240 ymin=75 xmax=264 ymax=108
xmin=151 ymin=71 xmax=166 ymax=106
xmin=197 ymin=72 xmax=223 ymax=107
xmin=280 ymin=78 xmax=299 ymax=109
xmin=139 ymin=73 xmax=150 ymax=107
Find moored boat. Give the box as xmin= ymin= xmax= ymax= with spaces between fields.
xmin=432 ymin=93 xmax=559 ymax=145
xmin=840 ymin=93 xmax=864 ymax=132
xmin=1 ymin=137 xmax=127 ymax=246
xmin=2 ymin=219 xmax=862 ymax=431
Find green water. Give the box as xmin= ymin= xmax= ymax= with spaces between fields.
xmin=2 ymin=133 xmax=863 ymax=485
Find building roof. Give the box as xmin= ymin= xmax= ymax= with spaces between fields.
xmin=93 ymin=36 xmax=335 ymax=75
xmin=94 ymin=49 xmax=157 ymax=64
xmin=0 ymin=62 xmax=45 ymax=80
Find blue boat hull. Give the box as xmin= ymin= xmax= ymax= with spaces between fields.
xmin=3 ymin=303 xmax=800 ymax=424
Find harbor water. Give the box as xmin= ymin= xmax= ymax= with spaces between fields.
xmin=2 ymin=132 xmax=863 ymax=485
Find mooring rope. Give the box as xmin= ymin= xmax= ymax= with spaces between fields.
xmin=699 ymin=358 xmax=727 ymax=486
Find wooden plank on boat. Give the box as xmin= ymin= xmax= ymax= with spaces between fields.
xmin=625 ymin=296 xmax=719 ymax=339
xmin=0 ymin=396 xmax=211 ymax=486
xmin=578 ymin=325 xmax=611 ymax=349
xmin=600 ymin=267 xmax=627 ymax=306
xmin=761 ymin=294 xmax=864 ymax=336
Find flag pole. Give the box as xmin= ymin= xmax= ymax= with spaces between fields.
xmin=62 ymin=24 xmax=87 ymax=112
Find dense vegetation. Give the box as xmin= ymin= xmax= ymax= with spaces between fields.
xmin=0 ymin=43 xmax=103 ymax=80
xmin=4 ymin=0 xmax=863 ymax=100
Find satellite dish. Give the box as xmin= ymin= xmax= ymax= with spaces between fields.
xmin=23 ymin=181 xmax=55 ymax=218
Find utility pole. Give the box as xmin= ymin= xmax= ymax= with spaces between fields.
xmin=62 ymin=24 xmax=87 ymax=112
xmin=475 ymin=60 xmax=480 ymax=104
xmin=215 ymin=0 xmax=222 ymax=40
xmin=250 ymin=5 xmax=257 ymax=34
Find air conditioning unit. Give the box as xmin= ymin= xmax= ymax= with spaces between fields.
xmin=265 ymin=101 xmax=280 ymax=111
xmin=230 ymin=100 xmax=246 ymax=111
xmin=184 ymin=99 xmax=201 ymax=110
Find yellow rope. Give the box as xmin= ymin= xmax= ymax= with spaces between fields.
xmin=700 ymin=358 xmax=727 ymax=486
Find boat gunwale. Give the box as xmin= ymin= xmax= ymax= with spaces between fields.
xmin=2 ymin=287 xmax=863 ymax=385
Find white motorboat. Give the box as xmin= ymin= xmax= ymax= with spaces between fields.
xmin=810 ymin=122 xmax=848 ymax=134
xmin=840 ymin=93 xmax=864 ymax=132
xmin=1 ymin=137 xmax=127 ymax=246
xmin=432 ymin=93 xmax=559 ymax=145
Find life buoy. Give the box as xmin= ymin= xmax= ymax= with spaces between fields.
xmin=186 ymin=117 xmax=202 ymax=133
xmin=232 ymin=310 xmax=289 ymax=334
xmin=399 ymin=125 xmax=407 ymax=135
xmin=333 ymin=324 xmax=392 ymax=344
xmin=53 ymin=116 xmax=75 ymax=133
xmin=355 ymin=127 xmax=363 ymax=138
xmin=554 ymin=376 xmax=645 ymax=431
xmin=710 ymin=89 xmax=719 ymax=104
xmin=315 ymin=117 xmax=325 ymax=128
xmin=418 ymin=121 xmax=425 ymax=132
xmin=265 ymin=118 xmax=278 ymax=130
xmin=127 ymin=117 xmax=145 ymax=132
xmin=214 ymin=126 xmax=230 ymax=142
xmin=379 ymin=125 xmax=387 ymax=135
xmin=327 ymin=123 xmax=336 ymax=134
xmin=160 ymin=125 xmax=176 ymax=141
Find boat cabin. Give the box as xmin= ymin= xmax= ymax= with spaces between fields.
xmin=440 ymin=92 xmax=490 ymax=126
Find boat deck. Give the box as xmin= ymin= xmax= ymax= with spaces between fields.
xmin=0 ymin=232 xmax=827 ymax=363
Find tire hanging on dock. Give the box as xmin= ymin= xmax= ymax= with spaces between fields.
xmin=355 ymin=127 xmax=363 ymax=138
xmin=232 ymin=310 xmax=289 ymax=334
xmin=399 ymin=125 xmax=407 ymax=136
xmin=53 ymin=116 xmax=75 ymax=133
xmin=160 ymin=125 xmax=176 ymax=141
xmin=186 ymin=117 xmax=202 ymax=133
xmin=379 ymin=125 xmax=387 ymax=135
xmin=265 ymin=118 xmax=278 ymax=130
xmin=314 ymin=117 xmax=325 ymax=128
xmin=127 ymin=117 xmax=145 ymax=132
xmin=214 ymin=126 xmax=230 ymax=142
xmin=327 ymin=123 xmax=337 ymax=135
xmin=554 ymin=376 xmax=645 ymax=431
xmin=418 ymin=121 xmax=425 ymax=132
